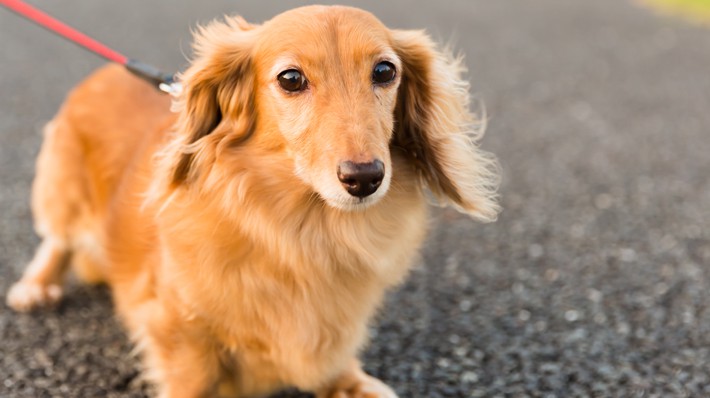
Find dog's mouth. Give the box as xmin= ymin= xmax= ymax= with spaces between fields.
xmin=328 ymin=195 xmax=383 ymax=212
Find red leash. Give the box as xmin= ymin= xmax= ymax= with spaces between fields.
xmin=0 ymin=0 xmax=177 ymax=93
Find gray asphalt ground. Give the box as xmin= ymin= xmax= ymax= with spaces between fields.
xmin=1 ymin=0 xmax=710 ymax=397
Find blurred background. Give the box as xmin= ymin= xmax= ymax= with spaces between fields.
xmin=1 ymin=0 xmax=709 ymax=397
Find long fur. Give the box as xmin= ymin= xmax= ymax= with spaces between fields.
xmin=6 ymin=6 xmax=500 ymax=398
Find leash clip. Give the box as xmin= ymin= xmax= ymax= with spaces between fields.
xmin=159 ymin=81 xmax=182 ymax=95
xmin=125 ymin=59 xmax=179 ymax=94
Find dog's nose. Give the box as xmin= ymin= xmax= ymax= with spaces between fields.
xmin=337 ymin=160 xmax=385 ymax=198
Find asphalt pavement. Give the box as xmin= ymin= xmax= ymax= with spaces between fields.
xmin=1 ymin=0 xmax=710 ymax=397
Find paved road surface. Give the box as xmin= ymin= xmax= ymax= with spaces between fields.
xmin=1 ymin=0 xmax=709 ymax=396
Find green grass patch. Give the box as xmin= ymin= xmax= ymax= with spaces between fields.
xmin=640 ymin=0 xmax=710 ymax=25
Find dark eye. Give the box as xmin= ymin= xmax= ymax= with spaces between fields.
xmin=277 ymin=69 xmax=307 ymax=92
xmin=372 ymin=61 xmax=396 ymax=85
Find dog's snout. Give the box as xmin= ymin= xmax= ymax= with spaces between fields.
xmin=337 ymin=160 xmax=385 ymax=198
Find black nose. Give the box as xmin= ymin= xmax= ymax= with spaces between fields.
xmin=337 ymin=160 xmax=385 ymax=198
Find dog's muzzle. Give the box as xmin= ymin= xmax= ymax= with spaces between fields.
xmin=337 ymin=160 xmax=385 ymax=198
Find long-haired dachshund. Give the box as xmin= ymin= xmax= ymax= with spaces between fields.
xmin=6 ymin=6 xmax=500 ymax=397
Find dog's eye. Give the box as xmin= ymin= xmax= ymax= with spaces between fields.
xmin=372 ymin=61 xmax=396 ymax=85
xmin=278 ymin=69 xmax=307 ymax=92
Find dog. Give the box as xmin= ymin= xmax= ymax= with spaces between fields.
xmin=6 ymin=5 xmax=499 ymax=397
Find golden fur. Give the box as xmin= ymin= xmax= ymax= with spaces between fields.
xmin=6 ymin=6 xmax=499 ymax=398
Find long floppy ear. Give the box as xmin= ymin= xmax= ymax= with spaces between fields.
xmin=391 ymin=30 xmax=500 ymax=222
xmin=164 ymin=16 xmax=258 ymax=187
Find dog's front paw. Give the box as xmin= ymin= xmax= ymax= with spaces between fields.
xmin=6 ymin=280 xmax=63 ymax=312
xmin=317 ymin=366 xmax=398 ymax=398
xmin=319 ymin=377 xmax=398 ymax=398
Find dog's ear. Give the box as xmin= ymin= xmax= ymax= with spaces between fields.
xmin=391 ymin=30 xmax=500 ymax=222
xmin=169 ymin=16 xmax=258 ymax=186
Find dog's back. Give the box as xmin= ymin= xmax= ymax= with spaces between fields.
xmin=8 ymin=64 xmax=172 ymax=304
xmin=49 ymin=64 xmax=173 ymax=215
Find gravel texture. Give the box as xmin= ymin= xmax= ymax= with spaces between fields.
xmin=2 ymin=0 xmax=710 ymax=397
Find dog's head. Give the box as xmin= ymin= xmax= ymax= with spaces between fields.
xmin=160 ymin=6 xmax=499 ymax=221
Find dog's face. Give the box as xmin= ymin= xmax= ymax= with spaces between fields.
xmin=255 ymin=8 xmax=400 ymax=210
xmin=162 ymin=6 xmax=500 ymax=221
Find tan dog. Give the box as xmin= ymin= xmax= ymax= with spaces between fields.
xmin=6 ymin=6 xmax=499 ymax=398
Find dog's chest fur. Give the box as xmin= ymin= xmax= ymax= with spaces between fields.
xmin=146 ymin=153 xmax=428 ymax=392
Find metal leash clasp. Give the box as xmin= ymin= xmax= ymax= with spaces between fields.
xmin=125 ymin=59 xmax=180 ymax=95
xmin=159 ymin=80 xmax=182 ymax=95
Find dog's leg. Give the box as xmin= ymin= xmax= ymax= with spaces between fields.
xmin=7 ymin=120 xmax=90 ymax=311
xmin=6 ymin=237 xmax=70 ymax=311
xmin=128 ymin=301 xmax=221 ymax=398
xmin=316 ymin=360 xmax=398 ymax=398
xmin=147 ymin=335 xmax=221 ymax=398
